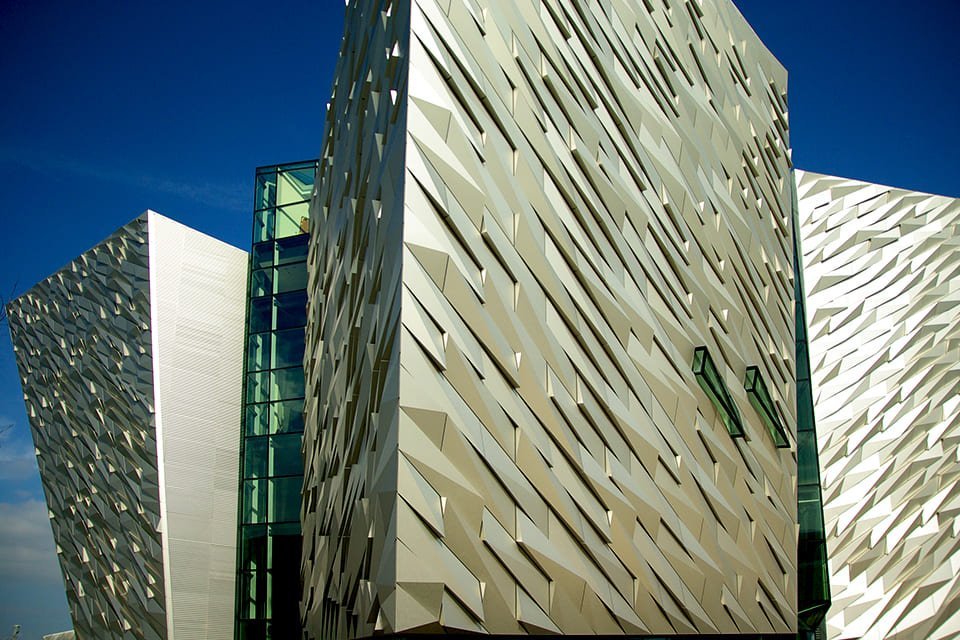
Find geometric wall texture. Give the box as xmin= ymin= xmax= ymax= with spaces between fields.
xmin=7 ymin=211 xmax=248 ymax=640
xmin=797 ymin=172 xmax=960 ymax=640
xmin=305 ymin=0 xmax=801 ymax=636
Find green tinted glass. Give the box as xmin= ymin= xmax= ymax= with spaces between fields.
xmin=268 ymin=477 xmax=301 ymax=523
xmin=245 ymin=403 xmax=269 ymax=437
xmin=270 ymin=434 xmax=303 ymax=477
xmin=243 ymin=437 xmax=268 ymax=478
xmin=744 ymin=366 xmax=789 ymax=448
xmin=692 ymin=346 xmax=745 ymax=437
xmin=246 ymin=333 xmax=271 ymax=372
xmin=242 ymin=480 xmax=267 ymax=524
xmin=272 ymin=399 xmax=304 ymax=434
xmin=237 ymin=160 xmax=316 ymax=638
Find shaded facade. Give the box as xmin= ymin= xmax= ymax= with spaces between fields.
xmin=235 ymin=161 xmax=317 ymax=639
xmin=797 ymin=172 xmax=960 ymax=640
xmin=303 ymin=0 xmax=804 ymax=636
xmin=8 ymin=211 xmax=247 ymax=640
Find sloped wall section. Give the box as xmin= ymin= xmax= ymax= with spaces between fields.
xmin=395 ymin=0 xmax=797 ymax=634
xmin=8 ymin=211 xmax=247 ymax=640
xmin=306 ymin=0 xmax=800 ymax=636
xmin=148 ymin=213 xmax=248 ymax=640
xmin=9 ymin=216 xmax=168 ymax=640
xmin=302 ymin=0 xmax=410 ymax=637
xmin=797 ymin=171 xmax=960 ymax=640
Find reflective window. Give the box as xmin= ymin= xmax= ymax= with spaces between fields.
xmin=272 ymin=367 xmax=304 ymax=401
xmin=252 ymin=242 xmax=274 ymax=269
xmin=240 ymin=525 xmax=267 ymax=573
xmin=246 ymin=371 xmax=270 ymax=404
xmin=246 ymin=334 xmax=271 ymax=372
xmin=250 ymin=269 xmax=273 ymax=298
xmin=237 ymin=160 xmax=317 ymax=637
xmin=269 ymin=477 xmax=301 ymax=523
xmin=275 ymin=292 xmax=307 ymax=330
xmin=273 ymin=329 xmax=305 ymax=369
xmin=272 ymin=399 xmax=304 ymax=434
xmin=744 ymin=366 xmax=789 ymax=448
xmin=243 ymin=437 xmax=268 ymax=478
xmin=275 ymin=264 xmax=307 ymax=293
xmin=692 ymin=346 xmax=745 ymax=437
xmin=270 ymin=434 xmax=303 ymax=477
xmin=242 ymin=480 xmax=267 ymax=524
xmin=276 ymin=233 xmax=309 ymax=265
xmin=245 ymin=403 xmax=269 ymax=437
xmin=249 ymin=298 xmax=272 ymax=334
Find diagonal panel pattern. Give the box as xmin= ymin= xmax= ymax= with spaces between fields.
xmin=8 ymin=217 xmax=168 ymax=640
xmin=8 ymin=212 xmax=247 ymax=640
xmin=302 ymin=1 xmax=410 ymax=637
xmin=396 ymin=0 xmax=798 ymax=634
xmin=306 ymin=0 xmax=801 ymax=636
xmin=797 ymin=171 xmax=960 ymax=640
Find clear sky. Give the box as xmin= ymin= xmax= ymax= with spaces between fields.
xmin=0 ymin=1 xmax=346 ymax=636
xmin=0 ymin=0 xmax=957 ymax=636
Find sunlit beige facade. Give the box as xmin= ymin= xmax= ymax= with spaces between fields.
xmin=303 ymin=0 xmax=801 ymax=636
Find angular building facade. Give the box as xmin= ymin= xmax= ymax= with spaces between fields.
xmin=303 ymin=0 xmax=807 ymax=636
xmin=797 ymin=172 xmax=960 ymax=640
xmin=8 ymin=212 xmax=248 ymax=640
xmin=10 ymin=3 xmax=960 ymax=640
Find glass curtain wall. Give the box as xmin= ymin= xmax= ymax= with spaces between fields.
xmin=236 ymin=160 xmax=317 ymax=640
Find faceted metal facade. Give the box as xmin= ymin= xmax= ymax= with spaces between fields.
xmin=302 ymin=0 xmax=408 ymax=634
xmin=9 ymin=211 xmax=248 ymax=640
xmin=304 ymin=0 xmax=800 ymax=637
xmin=797 ymin=171 xmax=960 ymax=640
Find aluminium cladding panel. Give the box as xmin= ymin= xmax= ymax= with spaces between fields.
xmin=796 ymin=172 xmax=960 ymax=640
xmin=396 ymin=0 xmax=797 ymax=635
xmin=306 ymin=0 xmax=799 ymax=637
xmin=302 ymin=0 xmax=409 ymax=637
xmin=7 ymin=211 xmax=247 ymax=640
xmin=8 ymin=215 xmax=168 ymax=640
xmin=147 ymin=212 xmax=247 ymax=640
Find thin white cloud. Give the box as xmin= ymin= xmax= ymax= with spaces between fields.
xmin=0 ymin=145 xmax=247 ymax=212
xmin=0 ymin=499 xmax=61 ymax=583
xmin=0 ymin=420 xmax=38 ymax=484
xmin=0 ymin=446 xmax=38 ymax=480
xmin=0 ymin=452 xmax=36 ymax=483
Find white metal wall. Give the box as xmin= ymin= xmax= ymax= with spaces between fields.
xmin=798 ymin=171 xmax=960 ymax=640
xmin=149 ymin=212 xmax=247 ymax=640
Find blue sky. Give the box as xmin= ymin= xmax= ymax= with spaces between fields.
xmin=0 ymin=0 xmax=957 ymax=636
xmin=0 ymin=1 xmax=346 ymax=636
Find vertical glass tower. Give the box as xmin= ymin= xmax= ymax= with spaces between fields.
xmin=235 ymin=160 xmax=317 ymax=640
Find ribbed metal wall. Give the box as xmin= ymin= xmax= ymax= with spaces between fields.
xmin=150 ymin=213 xmax=248 ymax=640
